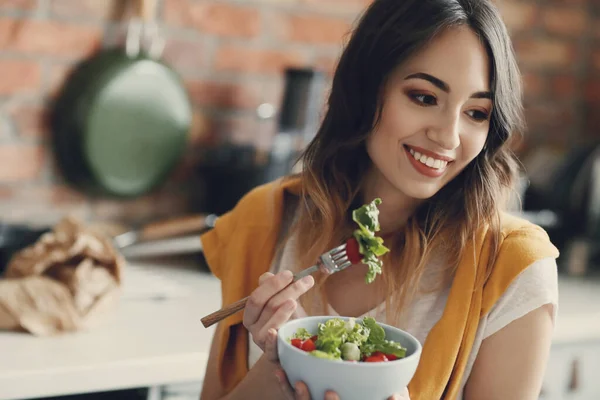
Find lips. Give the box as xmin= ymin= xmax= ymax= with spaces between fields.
xmin=403 ymin=145 xmax=453 ymax=178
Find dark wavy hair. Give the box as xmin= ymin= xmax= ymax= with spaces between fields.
xmin=291 ymin=0 xmax=524 ymax=321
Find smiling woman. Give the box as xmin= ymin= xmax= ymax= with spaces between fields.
xmin=198 ymin=1 xmax=559 ymax=400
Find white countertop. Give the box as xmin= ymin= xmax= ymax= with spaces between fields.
xmin=0 ymin=253 xmax=599 ymax=400
xmin=0 ymin=259 xmax=222 ymax=400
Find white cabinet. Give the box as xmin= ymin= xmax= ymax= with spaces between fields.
xmin=541 ymin=340 xmax=600 ymax=400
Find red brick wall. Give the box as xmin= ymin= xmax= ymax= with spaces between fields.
xmin=497 ymin=0 xmax=600 ymax=153
xmin=0 ymin=0 xmax=598 ymax=227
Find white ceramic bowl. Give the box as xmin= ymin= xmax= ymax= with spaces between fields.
xmin=277 ymin=316 xmax=422 ymax=400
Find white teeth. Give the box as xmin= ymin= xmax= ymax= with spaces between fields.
xmin=407 ymin=147 xmax=449 ymax=170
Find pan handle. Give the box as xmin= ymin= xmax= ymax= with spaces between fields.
xmin=139 ymin=0 xmax=165 ymax=59
xmin=126 ymin=0 xmax=164 ymax=59
xmin=139 ymin=214 xmax=218 ymax=241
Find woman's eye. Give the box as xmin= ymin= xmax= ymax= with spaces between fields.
xmin=466 ymin=109 xmax=490 ymax=122
xmin=410 ymin=93 xmax=437 ymax=106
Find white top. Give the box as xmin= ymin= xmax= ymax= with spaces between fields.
xmin=248 ymin=228 xmax=559 ymax=399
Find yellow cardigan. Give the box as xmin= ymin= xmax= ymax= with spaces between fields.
xmin=200 ymin=176 xmax=559 ymax=399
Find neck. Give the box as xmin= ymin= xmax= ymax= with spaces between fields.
xmin=361 ymin=169 xmax=422 ymax=235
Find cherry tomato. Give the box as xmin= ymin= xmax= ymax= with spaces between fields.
xmin=364 ymin=353 xmax=389 ymax=362
xmin=310 ymin=335 xmax=319 ymax=342
xmin=386 ymin=354 xmax=398 ymax=361
xmin=346 ymin=237 xmax=362 ymax=264
xmin=301 ymin=339 xmax=316 ymax=352
xmin=291 ymin=339 xmax=303 ymax=349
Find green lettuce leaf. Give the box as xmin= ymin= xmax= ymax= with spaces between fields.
xmin=351 ymin=198 xmax=390 ymax=284
xmin=292 ymin=328 xmax=313 ymax=340
xmin=310 ymin=350 xmax=341 ymax=360
xmin=314 ymin=318 xmax=347 ymax=359
xmin=360 ymin=340 xmax=407 ymax=358
xmin=362 ymin=316 xmax=386 ymax=344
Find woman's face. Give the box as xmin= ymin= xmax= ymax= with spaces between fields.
xmin=366 ymin=26 xmax=493 ymax=201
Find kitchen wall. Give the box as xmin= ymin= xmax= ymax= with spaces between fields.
xmin=0 ymin=0 xmax=598 ymax=227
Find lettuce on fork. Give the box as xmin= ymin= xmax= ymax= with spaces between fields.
xmin=352 ymin=198 xmax=390 ymax=284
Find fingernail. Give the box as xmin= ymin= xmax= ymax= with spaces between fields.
xmin=301 ymin=275 xmax=314 ymax=286
xmin=295 ymin=382 xmax=304 ymax=395
xmin=282 ymin=270 xmax=293 ymax=280
xmin=274 ymin=372 xmax=282 ymax=384
xmin=269 ymin=328 xmax=278 ymax=340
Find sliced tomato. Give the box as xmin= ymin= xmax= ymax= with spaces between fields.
xmin=364 ymin=353 xmax=389 ymax=362
xmin=385 ymin=354 xmax=398 ymax=361
xmin=291 ymin=338 xmax=303 ymax=349
xmin=345 ymin=237 xmax=362 ymax=264
xmin=300 ymin=339 xmax=316 ymax=352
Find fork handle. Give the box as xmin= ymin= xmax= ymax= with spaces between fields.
xmin=201 ymin=296 xmax=249 ymax=328
xmin=200 ymin=264 xmax=321 ymax=329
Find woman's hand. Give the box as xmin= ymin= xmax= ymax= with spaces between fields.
xmin=243 ymin=270 xmax=315 ymax=353
xmin=273 ymin=367 xmax=411 ymax=400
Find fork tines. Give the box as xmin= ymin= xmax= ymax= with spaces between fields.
xmin=331 ymin=244 xmax=351 ymax=271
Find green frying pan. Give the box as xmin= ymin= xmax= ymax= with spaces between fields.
xmin=50 ymin=0 xmax=191 ymax=198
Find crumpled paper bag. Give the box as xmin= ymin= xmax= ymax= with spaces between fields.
xmin=0 ymin=217 xmax=125 ymax=336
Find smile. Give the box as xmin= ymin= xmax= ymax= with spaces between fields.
xmin=403 ymin=145 xmax=454 ymax=178
xmin=406 ymin=147 xmax=450 ymax=170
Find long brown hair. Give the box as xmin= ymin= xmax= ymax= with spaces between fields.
xmin=289 ymin=0 xmax=524 ymax=324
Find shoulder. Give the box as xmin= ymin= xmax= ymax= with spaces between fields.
xmin=499 ymin=212 xmax=553 ymax=240
xmin=483 ymin=257 xmax=558 ymax=337
xmin=497 ymin=212 xmax=559 ymax=262
xmin=481 ymin=212 xmax=559 ymax=314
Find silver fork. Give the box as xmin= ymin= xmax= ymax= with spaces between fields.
xmin=201 ymin=243 xmax=351 ymax=328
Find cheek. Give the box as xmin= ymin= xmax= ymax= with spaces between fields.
xmin=459 ymin=132 xmax=488 ymax=164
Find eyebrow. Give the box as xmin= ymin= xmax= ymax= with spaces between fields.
xmin=404 ymin=72 xmax=493 ymax=100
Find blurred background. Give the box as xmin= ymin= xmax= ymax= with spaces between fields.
xmin=0 ymin=0 xmax=599 ymax=399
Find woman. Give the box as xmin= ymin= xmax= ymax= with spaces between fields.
xmin=199 ymin=0 xmax=559 ymax=399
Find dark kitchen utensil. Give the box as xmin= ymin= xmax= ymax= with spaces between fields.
xmin=0 ymin=224 xmax=50 ymax=275
xmin=193 ymin=68 xmax=326 ymax=215
xmin=50 ymin=0 xmax=191 ymax=198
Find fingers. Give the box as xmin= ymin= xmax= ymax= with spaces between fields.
xmin=253 ymin=275 xmax=313 ymax=330
xmin=244 ymin=269 xmax=314 ymax=352
xmin=324 ymin=391 xmax=339 ymax=400
xmin=293 ymin=381 xmax=311 ymax=400
xmin=244 ymin=270 xmax=294 ymax=326
xmin=258 ymin=272 xmax=274 ymax=285
xmin=389 ymin=387 xmax=410 ymax=400
xmin=274 ymin=368 xmax=296 ymax=400
xmin=275 ymin=368 xmax=314 ymax=400
xmin=264 ymin=328 xmax=279 ymax=362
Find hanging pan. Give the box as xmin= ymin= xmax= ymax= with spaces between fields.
xmin=50 ymin=0 xmax=191 ymax=198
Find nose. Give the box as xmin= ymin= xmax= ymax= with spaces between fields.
xmin=426 ymin=111 xmax=460 ymax=151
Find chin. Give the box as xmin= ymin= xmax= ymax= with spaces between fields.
xmin=395 ymin=181 xmax=443 ymax=201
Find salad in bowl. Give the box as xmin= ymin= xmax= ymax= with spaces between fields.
xmin=277 ymin=316 xmax=422 ymax=400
